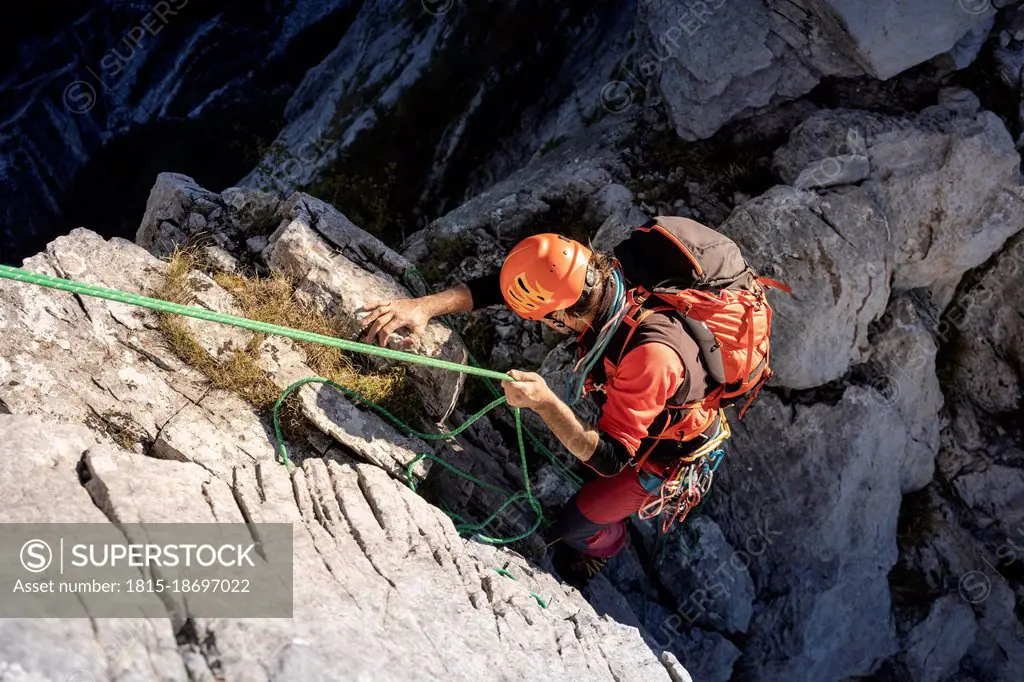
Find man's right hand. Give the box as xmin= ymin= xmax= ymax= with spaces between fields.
xmin=358 ymin=298 xmax=432 ymax=347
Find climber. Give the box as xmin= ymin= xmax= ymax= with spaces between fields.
xmin=359 ymin=220 xmax=784 ymax=587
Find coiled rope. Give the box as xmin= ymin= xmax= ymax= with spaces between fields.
xmin=0 ymin=264 xmax=569 ymax=546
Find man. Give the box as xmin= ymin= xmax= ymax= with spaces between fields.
xmin=359 ymin=229 xmax=736 ymax=585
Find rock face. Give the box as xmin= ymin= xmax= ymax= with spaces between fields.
xmin=6 ymin=1 xmax=1024 ymax=678
xmin=720 ymin=184 xmax=892 ymax=390
xmin=717 ymin=388 xmax=905 ymax=681
xmin=633 ymin=0 xmax=835 ymax=142
xmin=811 ymin=0 xmax=997 ymax=80
xmin=137 ymin=172 xmax=468 ymax=423
xmin=239 ymin=0 xmax=640 ymax=221
xmin=0 ymin=224 xmax=687 ymax=680
xmin=0 ymin=0 xmax=359 ymax=264
xmin=391 ymin=91 xmax=1024 ymax=679
xmin=0 ymin=410 xmax=680 ymax=681
xmin=631 ymin=0 xmax=998 ymax=141
xmin=774 ymin=90 xmax=1024 ymax=299
xmin=940 ymin=230 xmax=1024 ymax=539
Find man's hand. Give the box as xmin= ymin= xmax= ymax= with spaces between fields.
xmin=503 ymin=369 xmax=557 ymax=411
xmin=359 ymin=298 xmax=431 ymax=347
xmin=505 ymin=369 xmax=598 ymax=461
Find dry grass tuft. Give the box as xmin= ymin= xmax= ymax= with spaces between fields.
xmin=212 ymin=270 xmax=408 ymax=407
xmin=156 ymin=248 xmax=415 ymax=435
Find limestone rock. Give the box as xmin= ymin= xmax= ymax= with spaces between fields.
xmin=238 ymin=0 xmax=638 ymax=212
xmin=264 ymin=213 xmax=467 ymax=423
xmin=137 ymin=173 xmax=221 ymax=257
xmin=0 ymin=415 xmax=188 ymax=681
xmin=968 ymin=578 xmax=1024 ymax=681
xmin=402 ymin=139 xmax=627 ymax=281
xmin=635 ymin=0 xmax=826 ymax=142
xmin=946 ymin=232 xmax=1024 ymax=416
xmin=654 ymin=517 xmax=755 ymax=635
xmin=589 ymin=183 xmax=651 ymax=251
xmin=0 ymin=229 xmax=205 ymax=450
xmin=808 ymin=0 xmax=996 ymax=79
xmin=137 ymin=174 xmax=281 ymax=261
xmin=720 ymin=185 xmax=892 ymax=389
xmin=667 ymin=627 xmax=741 ymax=682
xmin=904 ymin=595 xmax=977 ymax=682
xmin=135 ymin=176 xmax=466 ymax=423
xmin=255 ymin=334 xmax=433 ymax=481
xmin=716 ymin=388 xmax=905 ymax=680
xmin=774 ymin=102 xmax=1024 ymax=297
xmin=0 ymin=412 xmax=682 ymax=682
xmin=178 ymin=270 xmax=254 ymax=363
xmin=632 ymin=0 xmax=995 ymax=141
xmin=938 ymin=233 xmax=1024 ymax=540
xmin=866 ymin=296 xmax=944 ymax=493
xmin=953 ymin=465 xmax=1024 ymax=534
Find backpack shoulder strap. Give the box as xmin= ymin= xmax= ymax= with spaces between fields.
xmin=602 ymin=288 xmax=707 ymax=405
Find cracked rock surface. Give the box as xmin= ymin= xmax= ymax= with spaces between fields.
xmin=0 ymin=222 xmax=684 ymax=681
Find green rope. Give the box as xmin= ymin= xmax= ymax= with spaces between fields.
xmin=400 ymin=268 xmax=584 ymax=487
xmin=0 ymin=265 xmax=512 ymax=383
xmin=0 ymin=264 xmax=545 ymax=545
xmin=491 ymin=568 xmax=549 ymax=608
xmin=272 ymin=375 xmax=543 ymax=544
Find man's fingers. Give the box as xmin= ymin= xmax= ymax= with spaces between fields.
xmin=363 ymin=311 xmax=396 ymax=346
xmin=360 ymin=300 xmax=387 ymax=313
xmin=507 ymin=369 xmax=540 ymax=383
xmin=379 ymin=319 xmax=403 ymax=342
xmin=359 ymin=308 xmax=385 ymax=328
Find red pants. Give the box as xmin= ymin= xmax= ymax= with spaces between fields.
xmin=555 ymin=466 xmax=657 ymax=558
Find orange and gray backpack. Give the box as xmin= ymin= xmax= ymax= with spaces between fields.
xmin=583 ymin=216 xmax=789 ymax=464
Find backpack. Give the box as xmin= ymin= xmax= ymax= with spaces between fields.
xmin=613 ymin=217 xmax=789 ymax=418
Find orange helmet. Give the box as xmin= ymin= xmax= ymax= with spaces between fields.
xmin=500 ymin=234 xmax=592 ymax=320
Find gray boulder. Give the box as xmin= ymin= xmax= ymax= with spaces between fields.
xmin=0 ymin=412 xmax=682 ymax=681
xmin=716 ymin=387 xmax=905 ymax=681
xmin=0 ymin=219 xmax=690 ymax=679
xmin=720 ymin=185 xmax=892 ymax=389
xmin=810 ymin=0 xmax=996 ymax=79
xmin=135 ymin=175 xmax=466 ymax=423
xmin=653 ymin=517 xmax=755 ymax=636
xmin=632 ymin=0 xmax=996 ymax=141
xmin=263 ymin=209 xmax=468 ymax=423
xmin=904 ymin=595 xmax=978 ymax=682
xmin=866 ymin=296 xmax=944 ymax=493
xmin=0 ymin=415 xmax=189 ymax=681
xmin=402 ymin=138 xmax=629 ymax=280
xmin=939 ymin=232 xmax=1024 ymax=537
xmin=634 ymin=0 xmax=828 ymax=141
xmin=774 ymin=98 xmax=1024 ymax=300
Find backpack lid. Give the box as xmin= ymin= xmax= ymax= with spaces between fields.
xmin=615 ymin=217 xmax=753 ymax=291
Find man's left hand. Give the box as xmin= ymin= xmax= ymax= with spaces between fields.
xmin=503 ymin=370 xmax=556 ymax=411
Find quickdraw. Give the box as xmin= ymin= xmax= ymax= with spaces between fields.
xmin=637 ymin=413 xmax=730 ymax=532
